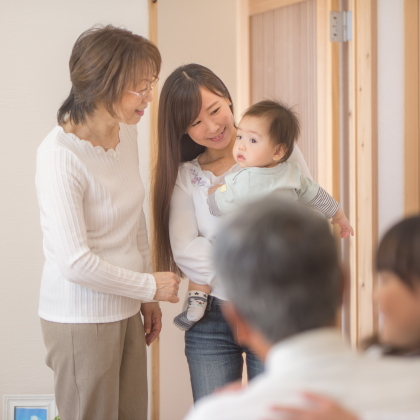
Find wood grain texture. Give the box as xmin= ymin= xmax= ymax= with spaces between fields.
xmin=150 ymin=336 xmax=160 ymax=420
xmin=148 ymin=1 xmax=159 ymax=419
xmin=250 ymin=0 xmax=306 ymax=16
xmin=316 ymin=0 xmax=341 ymax=328
xmin=316 ymin=0 xmax=333 ymax=191
xmin=250 ymin=0 xmax=318 ymax=179
xmin=346 ymin=0 xmax=359 ymax=347
xmin=237 ymin=0 xmax=251 ymax=117
xmin=353 ymin=0 xmax=379 ymax=343
xmin=330 ymin=0 xmax=342 ymax=262
xmin=404 ymin=0 xmax=420 ymax=216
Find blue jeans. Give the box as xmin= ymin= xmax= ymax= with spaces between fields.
xmin=185 ymin=296 xmax=264 ymax=402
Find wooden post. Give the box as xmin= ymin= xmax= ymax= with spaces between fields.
xmin=346 ymin=0 xmax=358 ymax=347
xmin=316 ymin=0 xmax=334 ymax=194
xmin=404 ymin=0 xmax=420 ymax=216
xmin=347 ymin=0 xmax=379 ymax=345
xmin=148 ymin=1 xmax=159 ymax=419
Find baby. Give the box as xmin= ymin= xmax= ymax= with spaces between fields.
xmin=173 ymin=100 xmax=353 ymax=331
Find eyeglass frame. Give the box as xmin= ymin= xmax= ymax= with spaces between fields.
xmin=127 ymin=77 xmax=159 ymax=99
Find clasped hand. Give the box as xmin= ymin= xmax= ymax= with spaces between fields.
xmin=152 ymin=272 xmax=181 ymax=303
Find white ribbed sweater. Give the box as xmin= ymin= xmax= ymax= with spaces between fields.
xmin=35 ymin=124 xmax=156 ymax=323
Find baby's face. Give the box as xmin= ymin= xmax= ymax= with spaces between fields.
xmin=233 ymin=116 xmax=284 ymax=168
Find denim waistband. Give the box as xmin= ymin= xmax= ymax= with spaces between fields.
xmin=206 ymin=296 xmax=227 ymax=311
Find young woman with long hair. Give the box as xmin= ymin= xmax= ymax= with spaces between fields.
xmin=152 ymin=63 xmax=313 ymax=401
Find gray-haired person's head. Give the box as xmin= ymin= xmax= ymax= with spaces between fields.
xmin=214 ymin=197 xmax=342 ymax=344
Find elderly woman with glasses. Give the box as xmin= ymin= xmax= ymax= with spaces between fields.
xmin=35 ymin=26 xmax=180 ymax=420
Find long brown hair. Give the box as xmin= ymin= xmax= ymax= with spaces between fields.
xmin=57 ymin=25 xmax=161 ymax=125
xmin=152 ymin=64 xmax=234 ymax=273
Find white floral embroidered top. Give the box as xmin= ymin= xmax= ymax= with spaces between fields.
xmin=168 ymin=145 xmax=312 ymax=300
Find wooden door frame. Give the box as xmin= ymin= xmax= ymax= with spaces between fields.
xmin=347 ymin=0 xmax=379 ymax=346
xmin=148 ymin=1 xmax=159 ymax=419
xmin=316 ymin=0 xmax=338 ymax=196
xmin=247 ymin=0 xmax=340 ymax=206
xmin=248 ymin=0 xmax=379 ymax=346
xmin=247 ymin=0 xmax=343 ymax=322
xmin=404 ymin=0 xmax=420 ymax=216
xmin=249 ymin=0 xmax=305 ymax=15
xmin=316 ymin=0 xmax=342 ymax=324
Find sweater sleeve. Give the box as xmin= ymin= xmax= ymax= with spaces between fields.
xmin=169 ymin=182 xmax=216 ymax=287
xmin=137 ymin=206 xmax=153 ymax=274
xmin=298 ymin=175 xmax=339 ymax=219
xmin=36 ymin=147 xmax=156 ymax=301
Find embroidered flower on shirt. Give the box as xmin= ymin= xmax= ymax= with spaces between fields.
xmin=189 ymin=169 xmax=208 ymax=187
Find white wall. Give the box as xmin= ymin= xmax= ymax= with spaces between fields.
xmin=158 ymin=0 xmax=240 ymax=113
xmin=0 ymin=1 xmax=150 ymax=418
xmin=158 ymin=1 xmax=242 ymax=419
xmin=377 ymin=0 xmax=405 ymax=240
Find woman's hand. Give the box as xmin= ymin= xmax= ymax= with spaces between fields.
xmin=140 ymin=302 xmax=162 ymax=346
xmin=269 ymin=392 xmax=359 ymax=420
xmin=152 ymin=272 xmax=181 ymax=303
xmin=331 ymin=207 xmax=354 ymax=239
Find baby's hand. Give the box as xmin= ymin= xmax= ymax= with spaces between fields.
xmin=208 ymin=184 xmax=224 ymax=196
xmin=331 ymin=215 xmax=354 ymax=239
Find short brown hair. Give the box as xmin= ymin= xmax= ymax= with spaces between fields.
xmin=57 ymin=25 xmax=161 ymax=125
xmin=242 ymin=100 xmax=300 ymax=163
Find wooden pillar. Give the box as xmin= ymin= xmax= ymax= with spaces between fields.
xmin=316 ymin=0 xmax=334 ymax=194
xmin=404 ymin=0 xmax=420 ymax=216
xmin=149 ymin=1 xmax=160 ymax=419
xmin=347 ymin=0 xmax=379 ymax=345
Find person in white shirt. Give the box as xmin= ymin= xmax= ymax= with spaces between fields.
xmin=152 ymin=64 xmax=313 ymax=401
xmin=184 ymin=197 xmax=420 ymax=420
xmin=36 ymin=26 xmax=180 ymax=420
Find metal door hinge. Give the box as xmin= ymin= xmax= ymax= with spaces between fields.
xmin=330 ymin=11 xmax=352 ymax=42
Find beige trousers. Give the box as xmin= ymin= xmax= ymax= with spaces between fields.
xmin=40 ymin=313 xmax=147 ymax=420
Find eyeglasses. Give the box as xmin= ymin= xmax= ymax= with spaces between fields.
xmin=127 ymin=77 xmax=159 ymax=99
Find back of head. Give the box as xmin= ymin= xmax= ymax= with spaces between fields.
xmin=242 ymin=100 xmax=300 ymax=162
xmin=377 ymin=215 xmax=420 ymax=289
xmin=214 ymin=197 xmax=341 ymax=344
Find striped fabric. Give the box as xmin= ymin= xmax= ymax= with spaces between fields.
xmin=307 ymin=187 xmax=339 ymax=219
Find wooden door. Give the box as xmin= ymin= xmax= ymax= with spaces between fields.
xmin=248 ymin=0 xmax=379 ymax=347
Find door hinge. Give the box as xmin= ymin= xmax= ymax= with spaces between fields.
xmin=330 ymin=11 xmax=352 ymax=42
